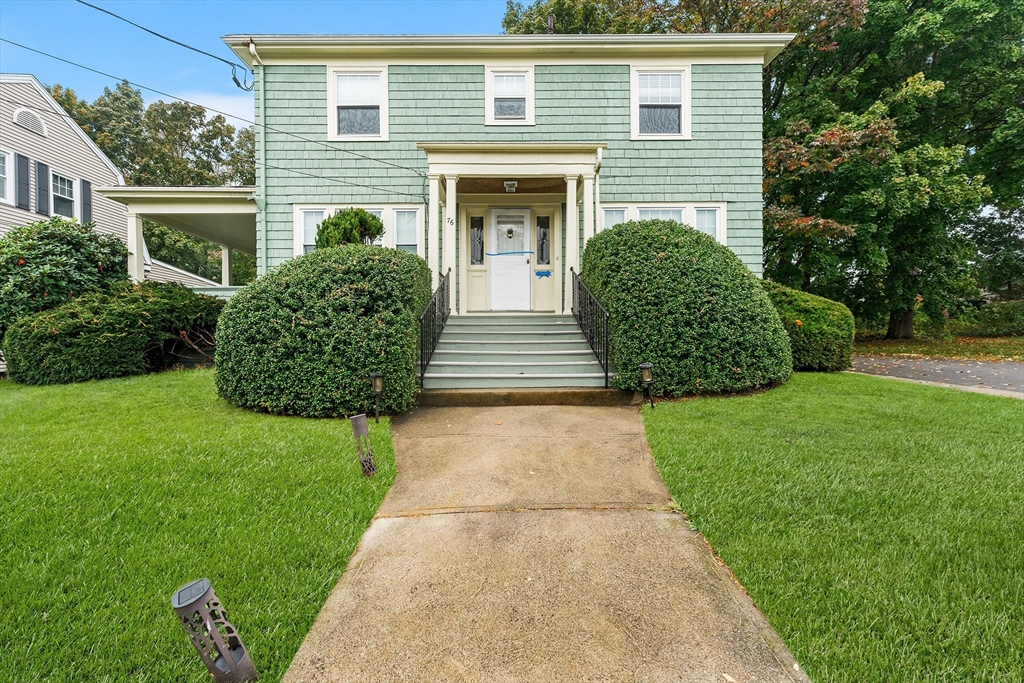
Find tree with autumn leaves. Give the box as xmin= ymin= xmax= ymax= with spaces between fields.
xmin=504 ymin=0 xmax=1024 ymax=337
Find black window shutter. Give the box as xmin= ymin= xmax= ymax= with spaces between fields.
xmin=35 ymin=162 xmax=50 ymax=216
xmin=15 ymin=153 xmax=31 ymax=210
xmin=81 ymin=179 xmax=93 ymax=223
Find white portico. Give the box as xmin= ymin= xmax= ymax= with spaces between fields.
xmin=419 ymin=142 xmax=605 ymax=315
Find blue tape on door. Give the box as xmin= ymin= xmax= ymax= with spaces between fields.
xmin=535 ymin=270 xmax=551 ymax=278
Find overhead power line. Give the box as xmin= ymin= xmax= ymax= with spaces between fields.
xmin=0 ymin=38 xmax=427 ymax=180
xmin=0 ymin=95 xmax=425 ymax=199
xmin=75 ymin=0 xmax=254 ymax=91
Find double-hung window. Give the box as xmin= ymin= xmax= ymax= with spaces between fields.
xmin=632 ymin=67 xmax=691 ymax=140
xmin=394 ymin=210 xmax=418 ymax=253
xmin=486 ymin=67 xmax=534 ymax=125
xmin=638 ymin=208 xmax=683 ymax=223
xmin=602 ymin=208 xmax=627 ymax=231
xmin=331 ymin=68 xmax=388 ymax=140
xmin=51 ymin=171 xmax=75 ymax=218
xmin=0 ymin=149 xmax=10 ymax=204
xmin=302 ymin=210 xmax=325 ymax=253
xmin=695 ymin=208 xmax=719 ymax=239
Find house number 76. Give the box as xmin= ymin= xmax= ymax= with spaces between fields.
xmin=446 ymin=218 xmax=455 ymax=226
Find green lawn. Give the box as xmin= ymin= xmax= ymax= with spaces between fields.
xmin=854 ymin=335 xmax=1024 ymax=361
xmin=645 ymin=373 xmax=1024 ymax=682
xmin=0 ymin=369 xmax=394 ymax=683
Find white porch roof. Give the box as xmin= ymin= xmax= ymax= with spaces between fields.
xmin=96 ymin=186 xmax=258 ymax=255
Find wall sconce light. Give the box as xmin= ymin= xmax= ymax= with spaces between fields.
xmin=639 ymin=362 xmax=655 ymax=409
xmin=370 ymin=372 xmax=384 ymax=423
xmin=350 ymin=413 xmax=377 ymax=477
xmin=171 ymin=578 xmax=257 ymax=683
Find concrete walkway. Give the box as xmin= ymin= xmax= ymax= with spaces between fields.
xmin=852 ymin=354 xmax=1023 ymax=399
xmin=284 ymin=406 xmax=808 ymax=682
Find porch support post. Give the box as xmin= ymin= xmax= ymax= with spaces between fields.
xmin=126 ymin=213 xmax=145 ymax=282
xmin=564 ymin=175 xmax=579 ymax=315
xmin=582 ymin=172 xmax=595 ymax=246
xmin=427 ymin=173 xmax=440 ymax=289
xmin=221 ymin=246 xmax=232 ymax=286
xmin=443 ymin=175 xmax=458 ymax=314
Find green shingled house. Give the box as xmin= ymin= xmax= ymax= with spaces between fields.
xmin=100 ymin=33 xmax=793 ymax=388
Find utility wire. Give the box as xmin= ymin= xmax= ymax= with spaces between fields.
xmin=0 ymin=95 xmax=426 ymax=199
xmin=75 ymin=0 xmax=254 ymax=91
xmin=0 ymin=37 xmax=427 ymax=179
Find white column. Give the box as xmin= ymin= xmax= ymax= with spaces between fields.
xmin=582 ymin=173 xmax=595 ymax=246
xmin=126 ymin=213 xmax=145 ymax=282
xmin=427 ymin=174 xmax=440 ymax=289
xmin=564 ymin=175 xmax=579 ymax=315
xmin=221 ymin=246 xmax=232 ymax=286
xmin=443 ymin=175 xmax=458 ymax=314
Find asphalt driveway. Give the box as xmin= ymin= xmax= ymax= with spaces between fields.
xmin=852 ymin=354 xmax=1022 ymax=396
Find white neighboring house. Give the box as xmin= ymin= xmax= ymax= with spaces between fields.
xmin=0 ymin=74 xmax=220 ymax=287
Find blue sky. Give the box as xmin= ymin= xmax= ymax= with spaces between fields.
xmin=0 ymin=0 xmax=508 ymax=125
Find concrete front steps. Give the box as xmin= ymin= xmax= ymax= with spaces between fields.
xmin=423 ymin=315 xmax=610 ymax=390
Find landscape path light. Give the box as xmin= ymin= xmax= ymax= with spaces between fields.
xmin=639 ymin=362 xmax=655 ymax=409
xmin=350 ymin=413 xmax=377 ymax=477
xmin=370 ymin=372 xmax=384 ymax=423
xmin=171 ymin=578 xmax=257 ymax=683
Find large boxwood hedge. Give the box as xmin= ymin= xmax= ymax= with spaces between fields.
xmin=581 ymin=219 xmax=792 ymax=395
xmin=215 ymin=245 xmax=432 ymax=417
xmin=761 ymin=280 xmax=855 ymax=371
xmin=3 ymin=281 xmax=223 ymax=385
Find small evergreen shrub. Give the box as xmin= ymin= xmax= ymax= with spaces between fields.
xmin=215 ymin=245 xmax=432 ymax=417
xmin=972 ymin=300 xmax=1024 ymax=337
xmin=581 ymin=219 xmax=792 ymax=395
xmin=761 ymin=281 xmax=855 ymax=371
xmin=3 ymin=282 xmax=223 ymax=385
xmin=0 ymin=217 xmax=129 ymax=339
xmin=315 ymin=208 xmax=385 ymax=248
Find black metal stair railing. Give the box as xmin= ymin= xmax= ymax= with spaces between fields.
xmin=419 ymin=268 xmax=451 ymax=386
xmin=570 ymin=267 xmax=610 ymax=388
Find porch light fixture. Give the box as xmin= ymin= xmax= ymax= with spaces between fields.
xmin=639 ymin=362 xmax=655 ymax=409
xmin=350 ymin=413 xmax=377 ymax=477
xmin=171 ymin=578 xmax=258 ymax=683
xmin=370 ymin=372 xmax=384 ymax=423
xmin=504 ymin=180 xmax=517 ymax=193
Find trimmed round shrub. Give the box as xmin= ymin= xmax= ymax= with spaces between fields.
xmin=0 ymin=217 xmax=129 ymax=340
xmin=761 ymin=280 xmax=855 ymax=371
xmin=581 ymin=219 xmax=792 ymax=395
xmin=315 ymin=207 xmax=385 ymax=248
xmin=3 ymin=281 xmax=224 ymax=385
xmin=215 ymin=245 xmax=432 ymax=417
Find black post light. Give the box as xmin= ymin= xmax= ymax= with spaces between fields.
xmin=350 ymin=413 xmax=377 ymax=477
xmin=639 ymin=362 xmax=655 ymax=409
xmin=171 ymin=578 xmax=257 ymax=683
xmin=370 ymin=372 xmax=384 ymax=423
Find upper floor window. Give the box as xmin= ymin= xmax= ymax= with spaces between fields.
xmin=0 ymin=149 xmax=10 ymax=204
xmin=52 ymin=171 xmax=75 ymax=218
xmin=486 ymin=67 xmax=534 ymax=126
xmin=329 ymin=68 xmax=389 ymax=141
xmin=631 ymin=67 xmax=691 ymax=140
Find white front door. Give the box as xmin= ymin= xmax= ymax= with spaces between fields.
xmin=489 ymin=209 xmax=531 ymax=311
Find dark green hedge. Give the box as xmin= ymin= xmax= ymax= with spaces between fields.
xmin=581 ymin=219 xmax=792 ymax=395
xmin=3 ymin=281 xmax=223 ymax=385
xmin=215 ymin=245 xmax=432 ymax=417
xmin=761 ymin=281 xmax=855 ymax=371
xmin=973 ymin=300 xmax=1024 ymax=336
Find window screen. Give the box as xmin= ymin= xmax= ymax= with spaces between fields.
xmin=302 ymin=210 xmax=324 ymax=253
xmin=52 ymin=172 xmax=74 ymax=218
xmin=603 ymin=209 xmax=626 ymax=231
xmin=638 ymin=208 xmax=683 ymax=223
xmin=493 ymin=73 xmax=527 ymax=120
xmin=536 ymin=216 xmax=550 ymax=265
xmin=395 ymin=210 xmax=418 ymax=253
xmin=639 ymin=73 xmax=682 ymax=135
xmin=695 ymin=208 xmax=718 ymax=237
xmin=470 ymin=216 xmax=484 ymax=265
xmin=337 ymin=73 xmax=381 ymax=136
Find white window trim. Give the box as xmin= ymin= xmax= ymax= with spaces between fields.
xmin=600 ymin=206 xmax=628 ymax=232
xmin=49 ymin=167 xmax=79 ymax=220
xmin=326 ymin=66 xmax=389 ymax=141
xmin=630 ymin=66 xmax=692 ymax=141
xmin=485 ymin=66 xmax=535 ymax=127
xmin=597 ymin=202 xmax=727 ymax=244
xmin=0 ymin=148 xmax=13 ymax=205
xmin=293 ymin=204 xmax=425 ymax=257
